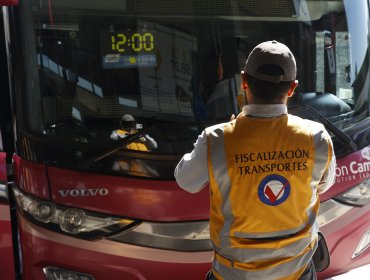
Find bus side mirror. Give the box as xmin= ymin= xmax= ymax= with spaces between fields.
xmin=0 ymin=0 xmax=18 ymax=6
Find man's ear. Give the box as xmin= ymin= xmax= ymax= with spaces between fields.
xmin=240 ymin=71 xmax=248 ymax=90
xmin=287 ymin=80 xmax=298 ymax=97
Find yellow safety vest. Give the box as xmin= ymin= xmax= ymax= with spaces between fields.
xmin=206 ymin=114 xmax=333 ymax=280
xmin=113 ymin=129 xmax=149 ymax=151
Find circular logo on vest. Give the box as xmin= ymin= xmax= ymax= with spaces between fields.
xmin=258 ymin=174 xmax=290 ymax=206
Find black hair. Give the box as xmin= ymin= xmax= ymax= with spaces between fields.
xmin=245 ymin=64 xmax=293 ymax=102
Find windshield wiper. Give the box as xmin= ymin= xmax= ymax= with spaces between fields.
xmin=77 ymin=124 xmax=160 ymax=169
xmin=288 ymin=104 xmax=358 ymax=152
xmin=77 ymin=121 xmax=214 ymax=169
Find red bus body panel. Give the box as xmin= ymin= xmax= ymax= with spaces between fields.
xmin=13 ymin=155 xmax=50 ymax=200
xmin=0 ymin=0 xmax=18 ymax=6
xmin=318 ymin=145 xmax=370 ymax=278
xmin=0 ymin=152 xmax=15 ymax=280
xmin=47 ymin=167 xmax=210 ymax=221
xmin=320 ymin=147 xmax=370 ymax=201
xmin=318 ymin=203 xmax=370 ymax=279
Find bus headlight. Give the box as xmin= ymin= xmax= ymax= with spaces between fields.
xmin=334 ymin=178 xmax=370 ymax=206
xmin=43 ymin=266 xmax=95 ymax=280
xmin=60 ymin=208 xmax=86 ymax=234
xmin=12 ymin=185 xmax=137 ymax=239
xmin=29 ymin=201 xmax=56 ymax=223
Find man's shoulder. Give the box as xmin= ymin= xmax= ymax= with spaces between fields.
xmin=204 ymin=121 xmax=233 ymax=136
xmin=287 ymin=114 xmax=325 ymax=131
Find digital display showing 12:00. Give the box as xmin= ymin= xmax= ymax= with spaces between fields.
xmin=110 ymin=32 xmax=155 ymax=53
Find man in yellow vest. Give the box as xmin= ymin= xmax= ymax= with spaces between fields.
xmin=110 ymin=114 xmax=157 ymax=151
xmin=174 ymin=40 xmax=336 ymax=280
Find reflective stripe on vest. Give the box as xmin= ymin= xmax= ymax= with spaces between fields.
xmin=213 ymin=238 xmax=316 ymax=280
xmin=206 ymin=114 xmax=332 ymax=279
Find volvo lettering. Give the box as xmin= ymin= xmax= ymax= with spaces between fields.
xmin=58 ymin=188 xmax=109 ymax=198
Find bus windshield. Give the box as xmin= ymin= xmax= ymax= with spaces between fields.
xmin=15 ymin=0 xmax=370 ymax=178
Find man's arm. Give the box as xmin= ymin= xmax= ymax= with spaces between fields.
xmin=174 ymin=130 xmax=209 ymax=193
xmin=317 ymin=129 xmax=336 ymax=193
xmin=143 ymin=134 xmax=158 ymax=150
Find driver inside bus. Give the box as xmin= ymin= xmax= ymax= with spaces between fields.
xmin=110 ymin=114 xmax=157 ymax=151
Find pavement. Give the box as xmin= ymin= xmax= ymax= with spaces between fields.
xmin=325 ymin=264 xmax=370 ymax=279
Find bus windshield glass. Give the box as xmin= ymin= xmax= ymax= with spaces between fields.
xmin=16 ymin=0 xmax=370 ymax=178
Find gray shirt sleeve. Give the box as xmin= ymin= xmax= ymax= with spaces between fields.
xmin=317 ymin=129 xmax=336 ymax=193
xmin=174 ymin=129 xmax=209 ymax=193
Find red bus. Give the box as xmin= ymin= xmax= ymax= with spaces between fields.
xmin=0 ymin=0 xmax=370 ymax=279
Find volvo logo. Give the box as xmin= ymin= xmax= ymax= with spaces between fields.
xmin=58 ymin=188 xmax=109 ymax=197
